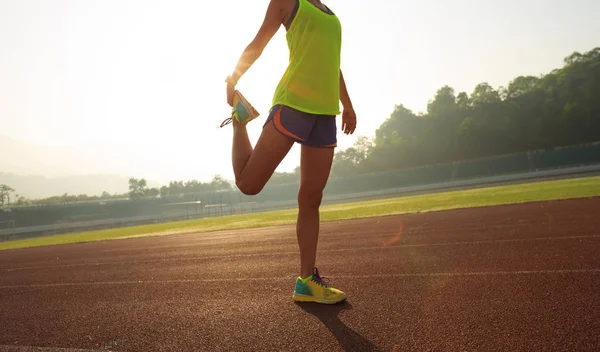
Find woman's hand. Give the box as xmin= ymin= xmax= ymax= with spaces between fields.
xmin=339 ymin=71 xmax=356 ymax=135
xmin=342 ymin=107 xmax=357 ymax=135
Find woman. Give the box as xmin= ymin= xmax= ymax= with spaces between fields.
xmin=224 ymin=0 xmax=356 ymax=304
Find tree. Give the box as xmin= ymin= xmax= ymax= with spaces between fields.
xmin=268 ymin=167 xmax=300 ymax=185
xmin=0 ymin=184 xmax=15 ymax=207
xmin=210 ymin=175 xmax=232 ymax=191
xmin=15 ymin=195 xmax=30 ymax=206
xmin=145 ymin=188 xmax=160 ymax=198
xmin=331 ymin=136 xmax=373 ymax=177
xmin=128 ymin=178 xmax=148 ymax=200
xmin=160 ymin=186 xmax=169 ymax=199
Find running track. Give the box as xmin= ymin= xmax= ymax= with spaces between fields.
xmin=1 ymin=198 xmax=599 ymax=351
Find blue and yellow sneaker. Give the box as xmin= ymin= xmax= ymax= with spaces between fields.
xmin=220 ymin=90 xmax=260 ymax=128
xmin=292 ymin=267 xmax=347 ymax=304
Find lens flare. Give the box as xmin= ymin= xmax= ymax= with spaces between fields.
xmin=379 ymin=221 xmax=404 ymax=247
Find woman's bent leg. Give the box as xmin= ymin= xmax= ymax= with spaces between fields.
xmin=232 ymin=121 xmax=294 ymax=195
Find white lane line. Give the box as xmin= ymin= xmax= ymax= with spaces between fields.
xmin=0 ymin=345 xmax=109 ymax=351
xmin=0 ymin=269 xmax=599 ymax=289
xmin=2 ymin=234 xmax=599 ymax=272
xmin=333 ymin=269 xmax=600 ymax=279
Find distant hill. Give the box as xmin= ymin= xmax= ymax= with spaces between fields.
xmin=0 ymin=172 xmax=161 ymax=199
xmin=0 ymin=135 xmax=163 ymax=198
xmin=0 ymin=135 xmax=114 ymax=177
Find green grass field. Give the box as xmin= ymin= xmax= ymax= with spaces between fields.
xmin=1 ymin=176 xmax=599 ymax=251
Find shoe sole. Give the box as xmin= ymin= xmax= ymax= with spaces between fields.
xmin=292 ymin=292 xmax=347 ymax=304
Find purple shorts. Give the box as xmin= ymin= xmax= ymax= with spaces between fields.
xmin=264 ymin=104 xmax=337 ymax=148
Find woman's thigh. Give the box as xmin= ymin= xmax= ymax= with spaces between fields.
xmin=237 ymin=114 xmax=295 ymax=194
xmin=298 ymin=144 xmax=334 ymax=207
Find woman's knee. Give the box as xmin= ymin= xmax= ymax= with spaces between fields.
xmin=236 ymin=179 xmax=264 ymax=196
xmin=298 ymin=187 xmax=323 ymax=210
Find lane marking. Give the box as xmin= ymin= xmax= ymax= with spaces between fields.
xmin=2 ymin=234 xmax=599 ymax=272
xmin=0 ymin=345 xmax=110 ymax=351
xmin=333 ymin=269 xmax=600 ymax=278
xmin=0 ymin=269 xmax=599 ymax=289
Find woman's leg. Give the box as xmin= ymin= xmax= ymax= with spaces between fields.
xmin=296 ymin=144 xmax=334 ymax=278
xmin=232 ymin=120 xmax=294 ymax=195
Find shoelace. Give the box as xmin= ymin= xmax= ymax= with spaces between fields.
xmin=311 ymin=268 xmax=330 ymax=288
xmin=219 ymin=117 xmax=233 ymax=128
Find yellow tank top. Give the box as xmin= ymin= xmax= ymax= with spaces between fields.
xmin=272 ymin=0 xmax=342 ymax=115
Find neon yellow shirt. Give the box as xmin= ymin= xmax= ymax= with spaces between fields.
xmin=272 ymin=0 xmax=342 ymax=115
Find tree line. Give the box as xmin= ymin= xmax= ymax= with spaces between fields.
xmin=330 ymin=47 xmax=600 ymax=177
xmin=0 ymin=175 xmax=235 ymax=207
xmin=127 ymin=175 xmax=232 ymax=200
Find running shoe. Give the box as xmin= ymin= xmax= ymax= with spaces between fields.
xmin=292 ymin=267 xmax=346 ymax=304
xmin=220 ymin=90 xmax=260 ymax=128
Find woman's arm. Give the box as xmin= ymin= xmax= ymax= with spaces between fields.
xmin=340 ymin=70 xmax=356 ymax=135
xmin=339 ymin=70 xmax=354 ymax=111
xmin=227 ymin=0 xmax=285 ymax=86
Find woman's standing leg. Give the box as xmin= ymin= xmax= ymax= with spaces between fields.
xmin=296 ymin=144 xmax=334 ymax=278
xmin=292 ymin=142 xmax=346 ymax=304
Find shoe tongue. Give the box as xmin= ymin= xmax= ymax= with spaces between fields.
xmin=312 ymin=267 xmax=320 ymax=278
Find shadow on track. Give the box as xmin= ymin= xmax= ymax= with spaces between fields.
xmin=296 ymin=301 xmax=383 ymax=352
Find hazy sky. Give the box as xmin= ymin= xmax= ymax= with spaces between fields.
xmin=2 ymin=0 xmax=599 ymax=184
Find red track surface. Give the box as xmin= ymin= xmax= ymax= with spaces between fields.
xmin=1 ymin=198 xmax=599 ymax=351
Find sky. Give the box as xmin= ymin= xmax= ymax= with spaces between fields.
xmin=1 ymin=0 xmax=599 ymax=184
